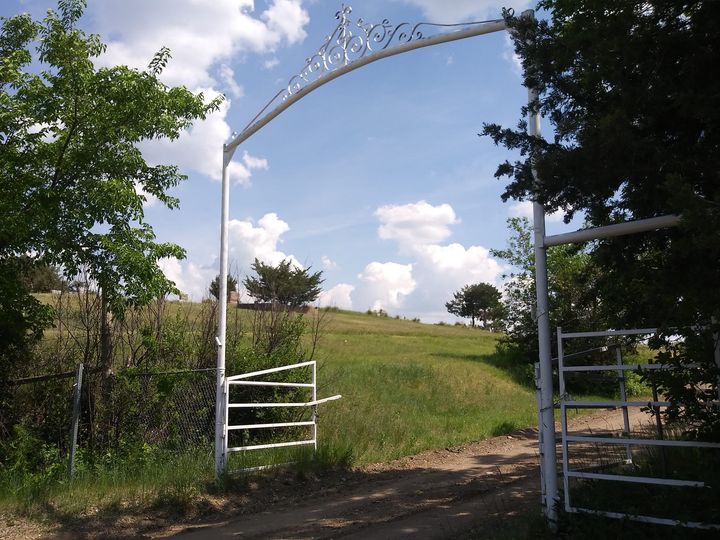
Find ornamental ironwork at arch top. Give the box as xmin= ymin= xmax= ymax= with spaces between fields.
xmin=238 ymin=4 xmax=508 ymax=136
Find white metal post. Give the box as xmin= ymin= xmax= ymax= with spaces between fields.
xmin=312 ymin=361 xmax=318 ymax=451
xmin=67 ymin=362 xmax=84 ymax=479
xmin=615 ymin=346 xmax=633 ymax=462
xmin=557 ymin=328 xmax=570 ymax=513
xmin=215 ymin=148 xmax=232 ymax=478
xmin=712 ymin=317 xmax=720 ymax=402
xmin=529 ymin=85 xmax=559 ymax=522
xmin=534 ymin=362 xmax=545 ymax=506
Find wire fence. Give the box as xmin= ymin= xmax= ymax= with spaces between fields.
xmin=4 ymin=366 xmax=217 ymax=471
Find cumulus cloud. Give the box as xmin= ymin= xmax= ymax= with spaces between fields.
xmin=321 ymin=256 xmax=337 ymax=270
xmin=356 ymin=262 xmax=416 ymax=311
xmin=91 ymin=0 xmax=310 ymax=88
xmin=396 ymin=0 xmax=530 ymax=23
xmin=219 ymin=64 xmax=244 ymax=98
xmin=228 ymin=213 xmax=300 ymax=269
xmin=139 ymin=91 xmax=267 ymax=186
xmin=352 ymin=201 xmax=504 ymax=318
xmin=242 ymin=151 xmax=269 ymax=171
xmin=503 ymin=33 xmax=523 ymax=76
xmin=159 ymin=212 xmax=299 ymax=301
xmin=88 ymin=1 xmax=309 ymax=185
xmin=318 ymin=283 xmax=354 ymax=309
xmin=508 ymin=200 xmax=564 ymax=223
xmin=158 ymin=257 xmax=215 ymax=300
xmin=375 ymin=200 xmax=458 ymax=249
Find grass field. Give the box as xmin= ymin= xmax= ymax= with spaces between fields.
xmin=4 ymin=300 xmax=545 ymax=513
xmin=309 ymin=309 xmax=537 ymax=465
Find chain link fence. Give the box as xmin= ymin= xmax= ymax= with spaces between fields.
xmin=3 ymin=367 xmax=217 ymax=474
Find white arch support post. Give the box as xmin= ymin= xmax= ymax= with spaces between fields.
xmin=213 ymin=4 xmax=560 ymax=522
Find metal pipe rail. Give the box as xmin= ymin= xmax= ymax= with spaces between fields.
xmin=228 ymin=395 xmax=342 ymax=408
xmin=570 ymin=508 xmax=720 ymax=531
xmin=561 ymin=363 xmax=700 ymax=372
xmin=566 ymin=470 xmax=705 ymax=488
xmin=563 ymin=400 xmax=672 ymax=409
xmin=222 ymin=360 xmax=343 ymax=472
xmin=566 ymin=434 xmax=720 ymax=449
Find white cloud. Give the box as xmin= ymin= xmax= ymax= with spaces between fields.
xmin=134 ymin=182 xmax=159 ymax=208
xmin=228 ymin=212 xmax=300 ymax=270
xmin=356 ymin=262 xmax=416 ymax=311
xmin=375 ymin=200 xmax=458 ymax=249
xmin=242 ymin=151 xmax=269 ymax=171
xmin=352 ymin=201 xmax=504 ymax=318
xmin=158 ymin=257 xmax=214 ymax=300
xmin=318 ymin=283 xmax=354 ymax=309
xmin=396 ymin=0 xmax=530 ymax=23
xmin=88 ymin=1 xmax=308 ymax=186
xmin=91 ymin=0 xmax=310 ymax=88
xmin=321 ymin=256 xmax=337 ymax=270
xmin=219 ymin=64 xmax=244 ymax=98
xmin=503 ymin=33 xmax=523 ymax=76
xmin=262 ymin=0 xmax=310 ymax=45
xmin=139 ymin=90 xmax=268 ymax=186
xmin=160 ymin=212 xmax=299 ymax=302
xmin=508 ymin=200 xmax=565 ymax=223
xmin=263 ymin=57 xmax=280 ymax=70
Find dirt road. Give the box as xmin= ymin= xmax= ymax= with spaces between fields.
xmin=158 ymin=408 xmax=645 ymax=540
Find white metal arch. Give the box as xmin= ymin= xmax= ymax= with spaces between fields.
xmin=213 ymin=3 xmax=560 ymax=520
xmin=213 ymin=4 xmax=681 ymax=523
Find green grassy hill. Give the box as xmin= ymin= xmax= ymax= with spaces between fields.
xmin=32 ymin=295 xmax=538 ymax=466
xmin=302 ymin=309 xmax=537 ymax=465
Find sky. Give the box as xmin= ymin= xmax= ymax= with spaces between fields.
xmin=4 ymin=0 xmax=581 ymax=322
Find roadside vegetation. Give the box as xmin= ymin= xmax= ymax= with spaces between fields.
xmin=0 ymin=299 xmax=540 ymax=518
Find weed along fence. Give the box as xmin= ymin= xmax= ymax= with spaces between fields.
xmin=223 ymin=360 xmax=341 ymax=472
xmin=555 ymin=327 xmax=720 ymax=530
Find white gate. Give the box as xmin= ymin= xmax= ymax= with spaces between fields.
xmin=222 ymin=360 xmax=341 ymax=471
xmin=556 ymin=327 xmax=720 ymax=530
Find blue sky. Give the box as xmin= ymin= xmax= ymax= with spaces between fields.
xmin=5 ymin=0 xmax=579 ymax=322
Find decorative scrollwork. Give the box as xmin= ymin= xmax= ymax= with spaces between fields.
xmin=284 ymin=4 xmax=496 ymax=99
xmin=240 ymin=4 xmax=502 ymax=135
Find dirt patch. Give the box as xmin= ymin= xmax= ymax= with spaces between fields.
xmin=3 ymin=408 xmax=645 ymax=539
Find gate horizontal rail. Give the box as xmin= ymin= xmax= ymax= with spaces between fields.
xmin=223 ymin=360 xmax=341 ymax=468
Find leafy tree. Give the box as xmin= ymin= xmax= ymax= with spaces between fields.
xmin=485 ymin=2 xmax=720 ymax=434
xmin=18 ymin=259 xmax=63 ymax=293
xmin=0 ymin=1 xmax=221 ymax=356
xmin=243 ymin=258 xmax=323 ymax=308
xmin=209 ymin=274 xmax=238 ymax=300
xmin=445 ymin=282 xmax=502 ymax=328
xmin=491 ymin=218 xmax=605 ymax=362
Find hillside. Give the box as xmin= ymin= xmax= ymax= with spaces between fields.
xmin=299 ymin=309 xmax=537 ymax=465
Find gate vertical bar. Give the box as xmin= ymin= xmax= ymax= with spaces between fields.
xmin=529 ymin=87 xmax=559 ymax=522
xmin=615 ymin=346 xmax=633 ymax=462
xmin=557 ymin=329 xmax=570 ymax=512
xmin=67 ymin=362 xmax=84 ymax=479
xmin=713 ymin=317 xmax=720 ymax=402
xmin=312 ymin=361 xmax=318 ymax=450
xmin=535 ymin=362 xmax=546 ymax=506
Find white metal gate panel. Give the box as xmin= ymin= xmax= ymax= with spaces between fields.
xmin=556 ymin=327 xmax=720 ymax=530
xmin=222 ymin=360 xmax=341 ymax=469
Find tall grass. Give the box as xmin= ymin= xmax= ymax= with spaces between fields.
xmin=311 ymin=310 xmax=538 ymax=464
xmin=1 ymin=305 xmax=542 ymax=517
